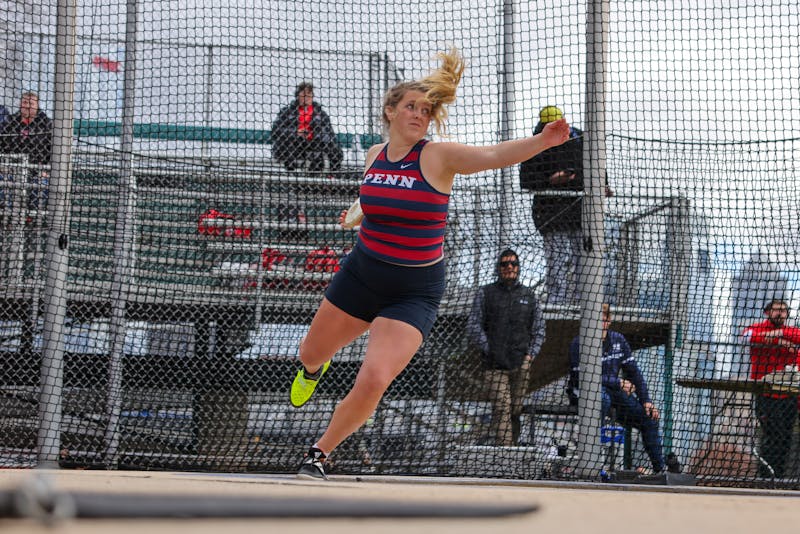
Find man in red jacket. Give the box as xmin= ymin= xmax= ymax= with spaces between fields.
xmin=743 ymin=299 xmax=800 ymax=478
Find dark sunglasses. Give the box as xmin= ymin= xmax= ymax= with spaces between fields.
xmin=499 ymin=260 xmax=519 ymax=267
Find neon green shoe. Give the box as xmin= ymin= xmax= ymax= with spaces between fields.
xmin=290 ymin=361 xmax=331 ymax=408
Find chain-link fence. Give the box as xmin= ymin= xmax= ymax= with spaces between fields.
xmin=1 ymin=0 xmax=799 ymax=489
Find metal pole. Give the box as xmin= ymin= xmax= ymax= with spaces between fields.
xmin=103 ymin=0 xmax=139 ymax=467
xmin=37 ymin=0 xmax=78 ymax=468
xmin=664 ymin=195 xmax=691 ymax=450
xmin=473 ymin=188 xmax=482 ymax=287
xmin=497 ymin=0 xmax=515 ymax=246
xmin=574 ymin=0 xmax=609 ymax=479
xmin=368 ymin=53 xmax=375 ymax=136
xmin=201 ymin=45 xmax=214 ymax=161
xmin=382 ymin=52 xmax=390 ymax=135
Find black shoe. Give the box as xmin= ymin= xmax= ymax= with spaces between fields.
xmin=665 ymin=452 xmax=682 ymax=473
xmin=297 ymin=447 xmax=328 ymax=480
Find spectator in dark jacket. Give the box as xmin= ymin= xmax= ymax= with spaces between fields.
xmin=567 ymin=304 xmax=667 ymax=473
xmin=519 ymin=106 xmax=584 ymax=306
xmin=0 ymin=91 xmax=53 ymax=210
xmin=271 ymin=82 xmax=343 ymax=173
xmin=467 ymin=249 xmax=546 ymax=446
xmin=1 ymin=92 xmax=52 ymax=165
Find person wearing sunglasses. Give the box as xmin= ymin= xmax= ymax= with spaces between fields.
xmin=466 ymin=248 xmax=546 ymax=446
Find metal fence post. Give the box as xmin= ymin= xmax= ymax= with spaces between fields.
xmin=37 ymin=0 xmax=77 ymax=467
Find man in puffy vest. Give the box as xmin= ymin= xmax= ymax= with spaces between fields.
xmin=467 ymin=249 xmax=546 ymax=446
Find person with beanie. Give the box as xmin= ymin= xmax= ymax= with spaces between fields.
xmin=519 ymin=105 xmax=584 ymax=306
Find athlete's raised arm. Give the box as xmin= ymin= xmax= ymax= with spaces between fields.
xmin=432 ymin=118 xmax=570 ymax=176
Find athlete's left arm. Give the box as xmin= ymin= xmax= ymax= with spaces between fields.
xmin=433 ymin=119 xmax=570 ymax=176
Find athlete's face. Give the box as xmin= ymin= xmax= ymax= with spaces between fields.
xmin=387 ymin=90 xmax=432 ymax=137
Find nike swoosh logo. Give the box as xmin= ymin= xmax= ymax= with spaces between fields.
xmin=400 ymin=163 xmax=413 ymax=169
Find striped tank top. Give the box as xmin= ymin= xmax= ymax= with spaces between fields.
xmin=357 ymin=139 xmax=450 ymax=266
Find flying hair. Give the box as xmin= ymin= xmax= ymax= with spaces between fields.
xmin=382 ymin=48 xmax=465 ymax=136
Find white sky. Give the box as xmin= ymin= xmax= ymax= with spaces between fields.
xmin=16 ymin=0 xmax=800 ymax=137
xmin=7 ymin=0 xmax=799 ymax=272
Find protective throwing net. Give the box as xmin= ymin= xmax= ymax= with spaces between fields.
xmin=1 ymin=0 xmax=799 ymax=488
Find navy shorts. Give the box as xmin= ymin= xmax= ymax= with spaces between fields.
xmin=324 ymin=245 xmax=446 ymax=339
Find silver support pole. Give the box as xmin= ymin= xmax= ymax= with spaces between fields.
xmin=663 ymin=195 xmax=691 ymax=451
xmin=202 ymin=45 xmax=213 ymax=160
xmin=37 ymin=0 xmax=77 ymax=468
xmin=103 ymin=0 xmax=139 ymax=467
xmin=497 ymin=0 xmax=515 ymax=246
xmin=383 ymin=52 xmax=390 ymax=101
xmin=472 ymin=188 xmax=483 ymax=287
xmin=368 ymin=53 xmax=375 ymax=136
xmin=574 ymin=0 xmax=610 ymax=479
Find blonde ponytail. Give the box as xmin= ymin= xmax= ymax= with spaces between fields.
xmin=420 ymin=48 xmax=464 ymax=135
xmin=381 ymin=48 xmax=465 ymax=136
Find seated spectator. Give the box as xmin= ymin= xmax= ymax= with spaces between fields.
xmin=0 ymin=91 xmax=53 ymax=210
xmin=271 ymin=82 xmax=343 ymax=173
xmin=1 ymin=92 xmax=52 ymax=165
xmin=567 ymin=304 xmax=674 ymax=474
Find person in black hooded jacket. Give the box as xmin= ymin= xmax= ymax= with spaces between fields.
xmin=467 ymin=248 xmax=546 ymax=446
xmin=271 ymin=81 xmax=343 ymax=172
xmin=1 ymin=91 xmax=52 ymax=165
xmin=0 ymin=91 xmax=53 ymax=210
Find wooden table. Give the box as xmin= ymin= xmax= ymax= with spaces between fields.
xmin=676 ymin=375 xmax=800 ymax=479
xmin=676 ymin=377 xmax=800 ymax=396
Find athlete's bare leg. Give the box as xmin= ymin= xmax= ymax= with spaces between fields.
xmin=315 ymin=317 xmax=422 ymax=454
xmin=299 ymin=297 xmax=370 ymax=374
